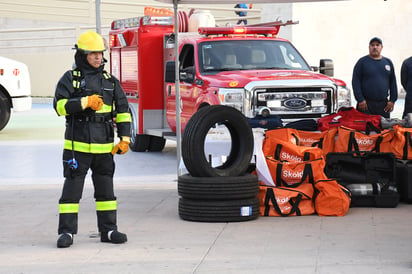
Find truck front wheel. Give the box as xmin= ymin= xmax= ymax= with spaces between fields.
xmin=0 ymin=91 xmax=11 ymax=131
xmin=149 ymin=136 xmax=166 ymax=152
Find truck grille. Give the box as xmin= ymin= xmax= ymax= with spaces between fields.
xmin=254 ymin=87 xmax=334 ymax=119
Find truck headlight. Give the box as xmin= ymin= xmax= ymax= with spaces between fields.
xmin=218 ymin=88 xmax=244 ymax=112
xmin=337 ymin=85 xmax=351 ymax=109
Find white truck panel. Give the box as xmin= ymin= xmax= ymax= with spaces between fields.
xmin=0 ymin=56 xmax=32 ymax=111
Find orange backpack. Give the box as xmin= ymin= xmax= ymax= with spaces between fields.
xmin=334 ymin=126 xmax=393 ymax=153
xmin=266 ymin=156 xmax=327 ymax=187
xmin=258 ymin=183 xmax=315 ymax=217
xmin=391 ymin=125 xmax=412 ymax=160
xmin=313 ymin=179 xmax=351 ymax=216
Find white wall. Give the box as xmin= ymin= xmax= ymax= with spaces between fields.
xmin=2 ymin=0 xmax=411 ymax=99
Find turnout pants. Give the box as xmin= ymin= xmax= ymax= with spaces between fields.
xmin=58 ymin=150 xmax=118 ymax=235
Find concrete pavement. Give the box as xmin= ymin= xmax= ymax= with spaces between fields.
xmin=1 ymin=181 xmax=412 ymax=274
xmin=0 ymin=102 xmax=411 ymax=273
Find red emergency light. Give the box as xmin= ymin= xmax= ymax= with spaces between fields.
xmin=198 ymin=26 xmax=280 ymax=36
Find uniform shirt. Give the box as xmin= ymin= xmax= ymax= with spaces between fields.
xmin=401 ymin=56 xmax=412 ymax=101
xmin=352 ymin=55 xmax=398 ymax=103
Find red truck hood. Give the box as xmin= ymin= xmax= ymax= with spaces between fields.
xmin=201 ymin=69 xmax=342 ymax=88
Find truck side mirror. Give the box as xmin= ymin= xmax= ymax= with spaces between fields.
xmin=319 ymin=59 xmax=334 ymax=77
xmin=180 ymin=66 xmax=195 ymax=83
xmin=165 ymin=61 xmax=175 ymax=83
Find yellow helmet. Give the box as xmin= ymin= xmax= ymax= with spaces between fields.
xmin=76 ymin=30 xmax=106 ymax=53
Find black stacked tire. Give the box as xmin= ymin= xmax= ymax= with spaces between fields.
xmin=179 ymin=105 xmax=259 ymax=222
xmin=182 ymin=105 xmax=254 ymax=177
xmin=178 ymin=173 xmax=259 ymax=200
xmin=179 ymin=197 xmax=259 ymax=222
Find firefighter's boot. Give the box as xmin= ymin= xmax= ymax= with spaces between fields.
xmin=96 ymin=202 xmax=126 ymax=244
xmin=101 ymin=230 xmax=128 ymax=244
xmin=57 ymin=208 xmax=78 ymax=248
xmin=57 ymin=233 xmax=73 ymax=248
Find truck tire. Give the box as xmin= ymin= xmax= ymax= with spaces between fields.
xmin=182 ymin=105 xmax=254 ymax=177
xmin=179 ymin=197 xmax=259 ymax=222
xmin=0 ymin=91 xmax=11 ymax=131
xmin=149 ymin=136 xmax=166 ymax=152
xmin=128 ymin=104 xmax=150 ymax=152
xmin=178 ymin=173 xmax=259 ymax=200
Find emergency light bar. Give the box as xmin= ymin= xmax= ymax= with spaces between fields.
xmin=198 ymin=26 xmax=280 ymax=36
xmin=141 ymin=16 xmax=173 ymax=26
xmin=111 ymin=16 xmax=173 ymax=30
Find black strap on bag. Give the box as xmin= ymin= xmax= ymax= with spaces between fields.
xmin=274 ymin=144 xmax=311 ymax=161
xmin=275 ymin=161 xmax=314 ymax=188
xmin=263 ymin=187 xmax=303 ymax=217
xmin=347 ymin=130 xmax=383 ymax=153
xmin=365 ymin=121 xmax=381 ymax=135
xmin=402 ymin=131 xmax=412 ymax=160
xmin=291 ymin=133 xmax=300 ymax=146
xmin=311 ymin=137 xmax=324 ymax=149
xmin=347 ymin=131 xmax=360 ymax=152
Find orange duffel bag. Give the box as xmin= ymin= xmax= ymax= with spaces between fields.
xmin=266 ymin=156 xmax=327 ymax=187
xmin=296 ymin=127 xmax=337 ymax=156
xmin=392 ymin=125 xmax=412 ymax=160
xmin=264 ymin=127 xmax=337 ymax=157
xmin=313 ymin=179 xmax=351 ymax=217
xmin=258 ymin=183 xmax=315 ymax=216
xmin=263 ymin=138 xmax=324 ymax=162
xmin=334 ymin=126 xmax=393 ymax=153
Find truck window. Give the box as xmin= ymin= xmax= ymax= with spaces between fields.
xmin=179 ymin=44 xmax=195 ymax=83
xmin=179 ymin=44 xmax=194 ymax=70
xmin=198 ymin=40 xmax=311 ymax=74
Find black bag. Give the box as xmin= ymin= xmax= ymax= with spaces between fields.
xmin=247 ymin=115 xmax=282 ymax=130
xmin=284 ymin=119 xmax=318 ymax=131
xmin=395 ymin=159 xmax=412 ymax=203
xmin=325 ymin=152 xmax=399 ymax=207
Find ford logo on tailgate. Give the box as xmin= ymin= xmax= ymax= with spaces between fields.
xmin=283 ymin=98 xmax=307 ymax=109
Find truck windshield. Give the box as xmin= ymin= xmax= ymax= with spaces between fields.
xmin=198 ymin=40 xmax=311 ymax=74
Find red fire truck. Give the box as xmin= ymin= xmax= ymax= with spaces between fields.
xmin=109 ymin=15 xmax=351 ymax=152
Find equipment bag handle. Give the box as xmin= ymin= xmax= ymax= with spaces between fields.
xmin=274 ymin=144 xmax=311 ymax=161
xmin=372 ymin=136 xmax=383 ymax=153
xmin=402 ymin=131 xmax=412 ymax=160
xmin=365 ymin=121 xmax=381 ymax=135
xmin=347 ymin=131 xmax=360 ymax=153
xmin=263 ymin=187 xmax=303 ymax=217
xmin=275 ymin=161 xmax=314 ymax=188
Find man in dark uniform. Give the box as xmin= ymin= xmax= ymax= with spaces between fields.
xmin=54 ymin=30 xmax=131 ymax=248
xmin=352 ymin=37 xmax=398 ymax=118
xmin=401 ymin=56 xmax=412 ymax=118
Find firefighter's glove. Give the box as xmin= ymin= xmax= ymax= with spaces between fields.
xmin=112 ymin=137 xmax=130 ymax=155
xmin=81 ymin=94 xmax=103 ymax=111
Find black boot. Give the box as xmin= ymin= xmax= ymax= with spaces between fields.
xmin=101 ymin=230 xmax=127 ymax=244
xmin=57 ymin=233 xmax=73 ymax=248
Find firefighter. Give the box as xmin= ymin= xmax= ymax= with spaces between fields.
xmin=54 ymin=30 xmax=132 ymax=248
